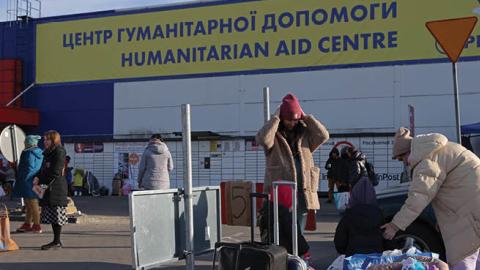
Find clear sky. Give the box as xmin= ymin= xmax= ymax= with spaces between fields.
xmin=0 ymin=0 xmax=198 ymax=22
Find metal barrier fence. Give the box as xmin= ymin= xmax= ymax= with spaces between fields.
xmin=65 ymin=135 xmax=403 ymax=194
xmin=129 ymin=186 xmax=221 ymax=270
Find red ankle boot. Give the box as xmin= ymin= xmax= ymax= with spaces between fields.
xmin=16 ymin=223 xmax=32 ymax=232
xmin=31 ymin=224 xmax=43 ymax=233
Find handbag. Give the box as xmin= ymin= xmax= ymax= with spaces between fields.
xmin=333 ymin=192 xmax=350 ymax=212
xmin=305 ymin=210 xmax=317 ymax=231
xmin=32 ymin=166 xmax=64 ymax=199
xmin=32 ymin=161 xmax=66 ymax=199
xmin=32 ymin=184 xmax=48 ymax=199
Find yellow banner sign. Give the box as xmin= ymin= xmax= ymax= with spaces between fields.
xmin=36 ymin=0 xmax=480 ymax=84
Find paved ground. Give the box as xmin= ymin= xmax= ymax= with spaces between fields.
xmin=0 ymin=196 xmax=340 ymax=270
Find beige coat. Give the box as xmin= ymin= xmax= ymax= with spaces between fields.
xmin=256 ymin=114 xmax=329 ymax=210
xmin=392 ymin=133 xmax=480 ymax=264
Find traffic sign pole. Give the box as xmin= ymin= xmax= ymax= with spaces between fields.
xmin=452 ymin=63 xmax=461 ymax=144
xmin=9 ymin=125 xmax=19 ymax=165
xmin=426 ymin=17 xmax=478 ymax=143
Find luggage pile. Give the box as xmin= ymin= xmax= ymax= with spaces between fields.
xmin=272 ymin=181 xmax=309 ymax=270
xmin=328 ymin=245 xmax=448 ymax=270
xmin=212 ymin=193 xmax=289 ymax=270
xmin=212 ymin=181 xmax=311 ymax=270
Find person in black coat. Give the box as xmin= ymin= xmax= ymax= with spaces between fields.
xmin=33 ymin=130 xmax=68 ymax=250
xmin=334 ymin=177 xmax=384 ymax=256
xmin=336 ymin=147 xmax=352 ymax=192
xmin=343 ymin=146 xmax=369 ymax=188
xmin=325 ymin=148 xmax=340 ymax=203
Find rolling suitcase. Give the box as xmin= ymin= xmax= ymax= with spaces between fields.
xmin=212 ymin=193 xmax=288 ymax=270
xmin=272 ymin=181 xmax=309 ymax=270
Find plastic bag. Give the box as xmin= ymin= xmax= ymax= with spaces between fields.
xmin=383 ymin=249 xmax=438 ymax=260
xmin=121 ymin=183 xmax=132 ymax=195
xmin=344 ymin=248 xmax=439 ymax=270
xmin=32 ymin=184 xmax=48 ymax=199
xmin=344 ymin=253 xmax=382 ymax=270
xmin=327 ymin=255 xmax=345 ymax=270
xmin=401 ymin=258 xmax=426 ymax=270
xmin=333 ymin=192 xmax=350 ymax=212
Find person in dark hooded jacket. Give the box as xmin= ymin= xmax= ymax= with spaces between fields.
xmin=325 ymin=148 xmax=340 ymax=203
xmin=335 ymin=147 xmax=351 ymax=192
xmin=334 ymin=177 xmax=384 ymax=256
xmin=137 ymin=134 xmax=174 ymax=190
xmin=344 ymin=146 xmax=369 ymax=188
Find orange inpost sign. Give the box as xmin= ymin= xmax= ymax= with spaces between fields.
xmin=426 ymin=16 xmax=478 ymax=63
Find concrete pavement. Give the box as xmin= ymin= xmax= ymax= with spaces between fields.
xmin=0 ymin=196 xmax=340 ymax=270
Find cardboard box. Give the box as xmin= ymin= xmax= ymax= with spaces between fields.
xmin=224 ymin=181 xmax=252 ymax=226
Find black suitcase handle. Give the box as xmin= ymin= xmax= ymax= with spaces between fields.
xmin=250 ymin=193 xmax=270 ymax=243
xmin=272 ymin=181 xmax=299 ymax=256
xmin=212 ymin=193 xmax=271 ymax=270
